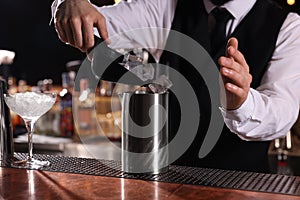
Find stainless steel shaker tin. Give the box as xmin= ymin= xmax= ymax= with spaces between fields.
xmin=0 ymin=78 xmax=13 ymax=161
xmin=121 ymin=91 xmax=169 ymax=174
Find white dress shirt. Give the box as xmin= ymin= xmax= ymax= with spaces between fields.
xmin=52 ymin=0 xmax=300 ymax=141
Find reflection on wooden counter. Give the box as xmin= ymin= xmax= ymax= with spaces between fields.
xmin=1 ymin=167 xmax=300 ymax=200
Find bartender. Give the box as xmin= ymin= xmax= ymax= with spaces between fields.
xmin=52 ymin=0 xmax=300 ymax=172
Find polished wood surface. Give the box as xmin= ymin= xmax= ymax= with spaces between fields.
xmin=0 ymin=167 xmax=299 ymax=200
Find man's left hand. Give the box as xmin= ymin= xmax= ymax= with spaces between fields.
xmin=219 ymin=37 xmax=252 ymax=110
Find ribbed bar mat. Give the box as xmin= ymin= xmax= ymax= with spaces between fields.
xmin=2 ymin=153 xmax=300 ymax=196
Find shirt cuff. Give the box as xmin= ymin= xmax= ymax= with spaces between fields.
xmin=219 ymin=89 xmax=255 ymax=122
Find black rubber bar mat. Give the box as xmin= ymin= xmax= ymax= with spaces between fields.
xmin=2 ymin=153 xmax=300 ymax=196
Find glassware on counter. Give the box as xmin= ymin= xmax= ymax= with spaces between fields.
xmin=4 ymin=91 xmax=56 ymax=169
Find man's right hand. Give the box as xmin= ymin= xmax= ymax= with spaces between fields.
xmin=54 ymin=0 xmax=109 ymax=52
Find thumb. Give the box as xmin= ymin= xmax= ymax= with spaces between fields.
xmin=227 ymin=37 xmax=238 ymax=50
xmin=226 ymin=37 xmax=238 ymax=57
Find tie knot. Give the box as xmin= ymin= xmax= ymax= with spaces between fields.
xmin=211 ymin=7 xmax=232 ymax=22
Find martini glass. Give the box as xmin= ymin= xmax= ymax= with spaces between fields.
xmin=4 ymin=91 xmax=57 ymax=169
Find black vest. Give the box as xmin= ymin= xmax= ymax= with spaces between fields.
xmin=160 ymin=0 xmax=288 ymax=172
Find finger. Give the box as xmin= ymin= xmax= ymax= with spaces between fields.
xmin=226 ymin=37 xmax=249 ymax=71
xmin=54 ymin=21 xmax=68 ymax=43
xmin=95 ymin=15 xmax=110 ymax=44
xmin=227 ymin=46 xmax=248 ymax=70
xmin=70 ymin=18 xmax=83 ymax=50
xmin=63 ymin=20 xmax=75 ymax=46
xmin=221 ymin=66 xmax=252 ymax=91
xmin=220 ymin=66 xmax=245 ymax=88
xmin=226 ymin=37 xmax=238 ymax=54
xmin=218 ymin=56 xmax=243 ymax=73
xmin=225 ymin=82 xmax=244 ymax=98
xmin=82 ymin=20 xmax=95 ymax=52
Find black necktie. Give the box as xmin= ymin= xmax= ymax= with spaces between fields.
xmin=210 ymin=7 xmax=232 ymax=55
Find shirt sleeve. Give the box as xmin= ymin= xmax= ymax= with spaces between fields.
xmin=50 ymin=0 xmax=177 ymax=60
xmin=50 ymin=0 xmax=64 ymax=25
xmin=222 ymin=12 xmax=300 ymax=141
xmin=95 ymin=0 xmax=177 ymax=60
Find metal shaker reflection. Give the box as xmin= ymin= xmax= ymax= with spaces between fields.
xmin=121 ymin=91 xmax=169 ymax=174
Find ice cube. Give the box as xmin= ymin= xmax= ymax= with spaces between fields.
xmin=119 ymin=49 xmax=153 ymax=81
xmin=148 ymin=75 xmax=173 ymax=94
xmin=129 ymin=64 xmax=155 ymax=81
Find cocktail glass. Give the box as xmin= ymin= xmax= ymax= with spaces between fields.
xmin=4 ymin=91 xmax=57 ymax=169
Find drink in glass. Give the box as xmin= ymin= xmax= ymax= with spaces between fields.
xmin=4 ymin=91 xmax=56 ymax=169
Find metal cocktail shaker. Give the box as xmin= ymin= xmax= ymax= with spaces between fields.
xmin=121 ymin=91 xmax=169 ymax=174
xmin=0 ymin=78 xmax=13 ymax=161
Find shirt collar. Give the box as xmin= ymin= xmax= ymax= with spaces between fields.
xmin=203 ymin=0 xmax=257 ymax=20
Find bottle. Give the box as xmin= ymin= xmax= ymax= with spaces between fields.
xmin=59 ymin=73 xmax=74 ymax=138
xmin=76 ymin=78 xmax=97 ymax=138
xmin=99 ymin=80 xmax=114 ymax=97
xmin=7 ymin=76 xmax=17 ymax=94
xmin=17 ymin=80 xmax=29 ymax=92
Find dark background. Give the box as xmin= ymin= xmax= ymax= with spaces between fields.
xmin=0 ymin=0 xmax=114 ymax=85
xmin=0 ymin=0 xmax=299 ymax=85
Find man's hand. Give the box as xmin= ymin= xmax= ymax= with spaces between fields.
xmin=219 ymin=37 xmax=252 ymax=110
xmin=54 ymin=0 xmax=109 ymax=52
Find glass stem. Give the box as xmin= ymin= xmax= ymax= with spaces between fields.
xmin=25 ymin=120 xmax=35 ymax=161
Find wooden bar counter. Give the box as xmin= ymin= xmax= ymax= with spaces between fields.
xmin=1 ymin=167 xmax=299 ymax=200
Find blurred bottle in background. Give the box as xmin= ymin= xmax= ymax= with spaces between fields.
xmin=59 ymin=72 xmax=74 ymax=138
xmin=73 ymin=78 xmax=98 ymax=142
xmin=7 ymin=76 xmax=17 ymax=94
xmin=17 ymin=80 xmax=29 ymax=93
xmin=99 ymin=80 xmax=114 ymax=97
